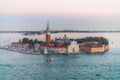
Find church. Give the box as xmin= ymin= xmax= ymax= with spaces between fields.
xmin=40 ymin=22 xmax=80 ymax=54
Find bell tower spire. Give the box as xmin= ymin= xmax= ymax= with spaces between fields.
xmin=46 ymin=21 xmax=50 ymax=33
xmin=47 ymin=21 xmax=49 ymax=28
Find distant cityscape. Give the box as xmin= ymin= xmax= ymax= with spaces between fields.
xmin=0 ymin=22 xmax=109 ymax=54
xmin=1 ymin=30 xmax=120 ymax=34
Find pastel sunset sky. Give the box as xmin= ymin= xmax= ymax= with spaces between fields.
xmin=0 ymin=0 xmax=120 ymax=31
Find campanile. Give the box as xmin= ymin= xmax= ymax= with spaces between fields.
xmin=46 ymin=21 xmax=51 ymax=46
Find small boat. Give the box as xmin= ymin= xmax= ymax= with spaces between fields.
xmin=44 ymin=47 xmax=48 ymax=54
xmin=47 ymin=58 xmax=55 ymax=62
xmin=96 ymin=73 xmax=100 ymax=76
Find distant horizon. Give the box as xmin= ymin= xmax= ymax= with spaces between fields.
xmin=0 ymin=15 xmax=120 ymax=31
xmin=1 ymin=29 xmax=120 ymax=32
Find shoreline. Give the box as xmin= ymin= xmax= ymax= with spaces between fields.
xmin=0 ymin=47 xmax=81 ymax=55
xmin=0 ymin=46 xmax=108 ymax=55
xmin=0 ymin=47 xmax=41 ymax=55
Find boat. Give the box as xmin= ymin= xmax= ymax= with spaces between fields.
xmin=96 ymin=73 xmax=100 ymax=76
xmin=47 ymin=58 xmax=55 ymax=62
xmin=44 ymin=47 xmax=48 ymax=54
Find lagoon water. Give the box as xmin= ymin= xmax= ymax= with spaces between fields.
xmin=0 ymin=33 xmax=120 ymax=80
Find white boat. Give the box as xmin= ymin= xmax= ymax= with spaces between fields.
xmin=44 ymin=47 xmax=48 ymax=54
xmin=47 ymin=58 xmax=55 ymax=62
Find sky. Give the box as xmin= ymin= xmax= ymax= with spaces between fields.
xmin=0 ymin=0 xmax=120 ymax=31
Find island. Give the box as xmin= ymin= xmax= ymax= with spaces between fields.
xmin=0 ymin=22 xmax=109 ymax=54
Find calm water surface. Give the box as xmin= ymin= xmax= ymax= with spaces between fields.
xmin=0 ymin=33 xmax=120 ymax=80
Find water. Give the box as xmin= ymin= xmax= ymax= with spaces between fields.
xmin=0 ymin=33 xmax=120 ymax=80
xmin=0 ymin=16 xmax=120 ymax=31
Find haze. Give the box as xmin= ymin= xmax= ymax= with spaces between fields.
xmin=0 ymin=0 xmax=120 ymax=31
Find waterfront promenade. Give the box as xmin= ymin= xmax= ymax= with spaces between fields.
xmin=0 ymin=46 xmax=41 ymax=55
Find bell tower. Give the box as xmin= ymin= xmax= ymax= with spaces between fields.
xmin=46 ymin=21 xmax=51 ymax=46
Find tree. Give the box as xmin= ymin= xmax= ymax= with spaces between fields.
xmin=74 ymin=37 xmax=109 ymax=44
xmin=28 ymin=39 xmax=34 ymax=49
xmin=34 ymin=39 xmax=38 ymax=44
xmin=22 ymin=38 xmax=29 ymax=44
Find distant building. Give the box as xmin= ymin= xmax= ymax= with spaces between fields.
xmin=79 ymin=42 xmax=109 ymax=53
xmin=9 ymin=22 xmax=109 ymax=54
xmin=40 ymin=22 xmax=80 ymax=54
xmin=34 ymin=43 xmax=40 ymax=51
xmin=11 ymin=42 xmax=30 ymax=50
xmin=40 ymin=41 xmax=80 ymax=54
xmin=67 ymin=41 xmax=80 ymax=53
